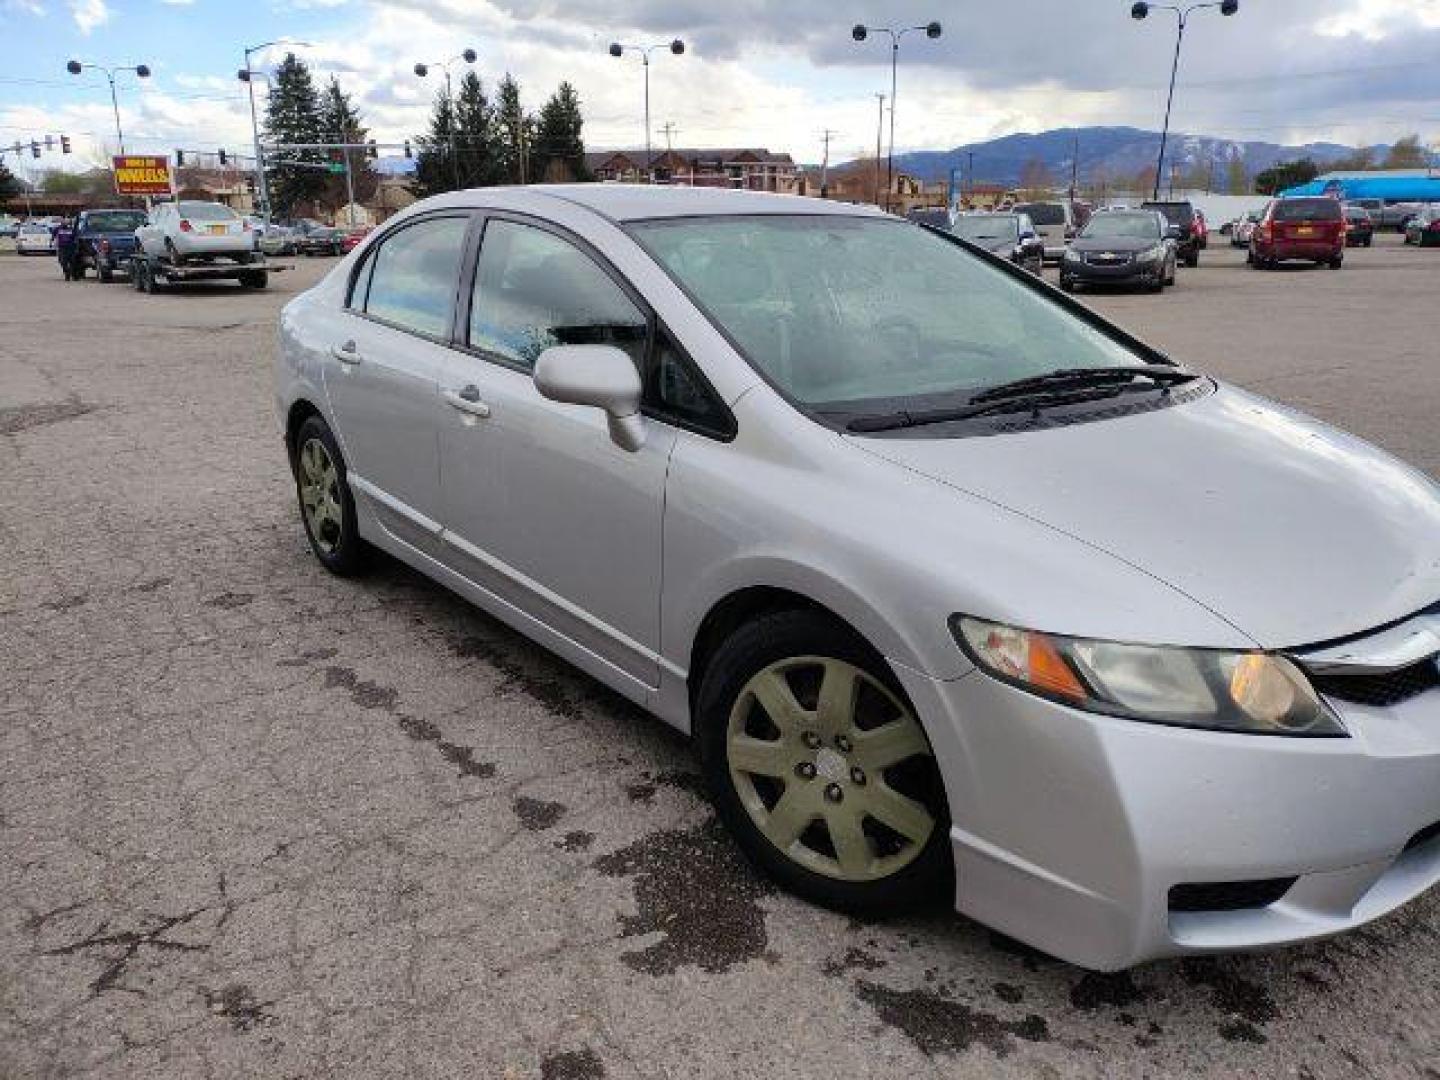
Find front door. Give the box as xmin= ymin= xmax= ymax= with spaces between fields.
xmin=321 ymin=213 xmax=472 ymax=551
xmin=434 ymin=217 xmax=677 ymax=687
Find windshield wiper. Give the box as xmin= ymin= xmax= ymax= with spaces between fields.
xmin=845 ymin=382 xmax=1158 ymax=433
xmin=969 ymin=365 xmax=1198 ymax=404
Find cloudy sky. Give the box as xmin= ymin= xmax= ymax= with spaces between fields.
xmin=1 ymin=0 xmax=1437 ymax=174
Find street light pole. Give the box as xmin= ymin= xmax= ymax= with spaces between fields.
xmin=414 ymin=49 xmax=478 ymax=191
xmin=873 ymin=93 xmax=885 ymax=206
xmin=1131 ymin=1 xmax=1238 ymax=201
xmin=608 ymin=40 xmax=685 ymax=182
xmin=65 ymin=60 xmax=151 ymax=154
xmin=851 ymin=21 xmax=941 ymax=212
xmin=238 ymin=40 xmax=312 ymax=221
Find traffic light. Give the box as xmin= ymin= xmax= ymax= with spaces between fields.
xmin=403 ymin=140 xmax=412 ymax=159
xmin=60 ymin=134 xmax=71 ymax=154
xmin=367 ymin=140 xmax=377 ymax=159
xmin=176 ymin=149 xmax=185 ymax=166
xmin=218 ymin=149 xmax=228 ymax=165
xmin=31 ymin=141 xmax=40 ymax=159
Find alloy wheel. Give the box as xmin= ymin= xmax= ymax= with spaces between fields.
xmin=298 ymin=437 xmax=343 ymax=554
xmin=726 ymin=656 xmax=938 ymax=882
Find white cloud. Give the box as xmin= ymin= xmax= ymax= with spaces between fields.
xmin=69 ymin=0 xmax=109 ymax=34
xmin=1317 ymin=0 xmax=1440 ymax=40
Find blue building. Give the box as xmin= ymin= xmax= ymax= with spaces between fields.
xmin=1281 ymin=170 xmax=1440 ymax=202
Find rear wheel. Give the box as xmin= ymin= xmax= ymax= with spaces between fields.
xmin=293 ymin=416 xmax=369 ymax=576
xmin=1060 ymin=277 xmax=1075 ymax=293
xmin=1184 ymin=252 xmax=1199 ymax=268
xmin=697 ymin=610 xmax=951 ymax=915
xmin=1328 ymin=254 xmax=1343 ymax=269
xmin=239 ymin=269 xmax=268 ymax=289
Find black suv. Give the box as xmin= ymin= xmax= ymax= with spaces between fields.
xmin=1140 ymin=200 xmax=1201 ymax=267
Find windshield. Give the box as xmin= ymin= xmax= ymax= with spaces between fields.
xmin=1081 ymin=213 xmax=1161 ymax=240
xmin=1142 ymin=203 xmax=1191 ymax=225
xmin=177 ymin=202 xmax=238 ymax=222
xmin=1014 ymin=202 xmax=1065 ymax=226
xmin=84 ymin=211 xmax=146 ymax=232
xmin=629 ymin=215 xmax=1146 ymax=417
xmin=953 ymin=216 xmax=1019 ymax=243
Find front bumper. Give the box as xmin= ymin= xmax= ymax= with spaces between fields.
xmin=1062 ymin=258 xmax=1162 ymax=286
xmin=893 ymin=662 xmax=1440 ymax=970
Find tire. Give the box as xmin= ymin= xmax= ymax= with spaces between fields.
xmin=1060 ymin=277 xmax=1075 ymax=293
xmin=239 ymin=269 xmax=268 ymax=289
xmin=1184 ymin=252 xmax=1199 ymax=268
xmin=293 ymin=415 xmax=369 ymax=577
xmin=1165 ymin=260 xmax=1177 ymax=286
xmin=98 ymin=259 xmax=113 ymax=283
xmin=1329 ymin=254 xmax=1343 ymax=269
xmin=696 ymin=609 xmax=951 ymax=916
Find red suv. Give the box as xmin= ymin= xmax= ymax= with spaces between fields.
xmin=1249 ymin=197 xmax=1346 ymax=270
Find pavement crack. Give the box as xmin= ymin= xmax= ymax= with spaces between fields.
xmin=44 ymin=907 xmax=210 ymax=997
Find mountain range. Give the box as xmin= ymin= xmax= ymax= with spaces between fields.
xmin=888 ymin=127 xmax=1388 ymax=188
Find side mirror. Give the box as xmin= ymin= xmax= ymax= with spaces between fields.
xmin=534 ymin=344 xmax=645 ymax=452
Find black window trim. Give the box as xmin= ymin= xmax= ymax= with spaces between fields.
xmin=453 ymin=208 xmax=736 ymax=442
xmin=343 ymin=209 xmax=482 ymax=347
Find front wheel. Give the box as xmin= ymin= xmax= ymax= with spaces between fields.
xmin=293 ymin=416 xmax=369 ymax=576
xmin=1184 ymin=253 xmax=1199 ymax=268
xmin=239 ymin=269 xmax=268 ymax=289
xmin=1059 ymin=276 xmax=1075 ymax=293
xmin=697 ymin=610 xmax=951 ymax=915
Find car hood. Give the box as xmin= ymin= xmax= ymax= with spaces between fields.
xmin=850 ymin=384 xmax=1440 ymax=648
xmin=1070 ymin=236 xmax=1160 ymax=254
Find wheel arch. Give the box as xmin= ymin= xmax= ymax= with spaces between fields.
xmin=284 ymin=398 xmax=324 ymax=467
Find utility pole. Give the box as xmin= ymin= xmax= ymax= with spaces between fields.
xmin=873 ymin=93 xmax=886 ymax=208
xmin=1069 ymin=133 xmax=1080 ymax=206
xmin=967 ymin=150 xmax=974 ymax=204
xmin=659 ymin=121 xmax=679 ymax=152
xmin=820 ymin=129 xmax=836 ymax=198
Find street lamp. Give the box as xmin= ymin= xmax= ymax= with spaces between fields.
xmin=240 ymin=40 xmax=312 ymax=221
xmin=851 ymin=21 xmax=941 ymax=212
xmin=1131 ymin=1 xmax=1239 ymax=200
xmin=414 ymin=48 xmax=479 ymax=191
xmin=608 ymin=39 xmax=685 ymax=182
xmin=65 ymin=60 xmax=150 ymax=154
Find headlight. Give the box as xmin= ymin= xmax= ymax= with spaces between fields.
xmin=1063 ymin=248 xmax=1082 ymax=262
xmin=1137 ymin=245 xmax=1163 ymax=263
xmin=951 ymin=616 xmax=1345 ymax=736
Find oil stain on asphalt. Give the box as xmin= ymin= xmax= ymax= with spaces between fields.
xmin=854 ymin=980 xmax=1050 ymax=1058
xmin=593 ymin=817 xmax=773 ymax=975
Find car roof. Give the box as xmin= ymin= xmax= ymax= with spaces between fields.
xmin=427 ymin=183 xmax=883 ymax=223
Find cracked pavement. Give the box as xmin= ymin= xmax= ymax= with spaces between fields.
xmin=2 ymin=239 xmax=1439 ymax=1078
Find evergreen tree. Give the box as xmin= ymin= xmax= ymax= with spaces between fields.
xmin=413 ymin=87 xmax=460 ymax=198
xmin=319 ymin=75 xmax=377 ymax=212
xmin=533 ymin=81 xmax=588 ymax=183
xmin=1253 ymin=158 xmax=1318 ymax=196
xmin=0 ymin=160 xmax=22 ymax=200
xmin=453 ymin=71 xmax=499 ymax=189
xmin=263 ymin=53 xmax=328 ymax=217
xmin=494 ymin=75 xmax=535 ymax=184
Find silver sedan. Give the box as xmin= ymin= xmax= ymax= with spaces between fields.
xmin=275 ymin=185 xmax=1440 ymax=970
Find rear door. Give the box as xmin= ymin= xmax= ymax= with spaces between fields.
xmin=320 ymin=212 xmax=475 ymax=554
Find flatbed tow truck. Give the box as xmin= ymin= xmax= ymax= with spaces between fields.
xmin=130 ymin=248 xmax=284 ymax=293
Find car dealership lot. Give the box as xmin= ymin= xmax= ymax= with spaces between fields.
xmin=2 ymin=236 xmax=1439 ymax=1079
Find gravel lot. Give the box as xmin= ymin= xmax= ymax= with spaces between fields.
xmin=2 ymin=233 xmax=1439 ymax=1080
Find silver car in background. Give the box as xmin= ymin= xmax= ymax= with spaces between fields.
xmin=276 ymin=185 xmax=1440 ymax=970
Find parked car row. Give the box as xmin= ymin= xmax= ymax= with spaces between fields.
xmin=1403 ymin=205 xmax=1440 ymax=246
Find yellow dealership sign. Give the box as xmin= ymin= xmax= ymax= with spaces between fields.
xmin=112 ymin=155 xmax=173 ymax=195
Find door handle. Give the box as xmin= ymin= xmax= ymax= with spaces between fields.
xmin=443 ymin=385 xmax=491 ymax=419
xmin=331 ymin=340 xmax=362 ymax=364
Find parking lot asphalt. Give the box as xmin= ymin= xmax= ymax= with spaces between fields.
xmin=2 ymin=234 xmax=1439 ymax=1080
